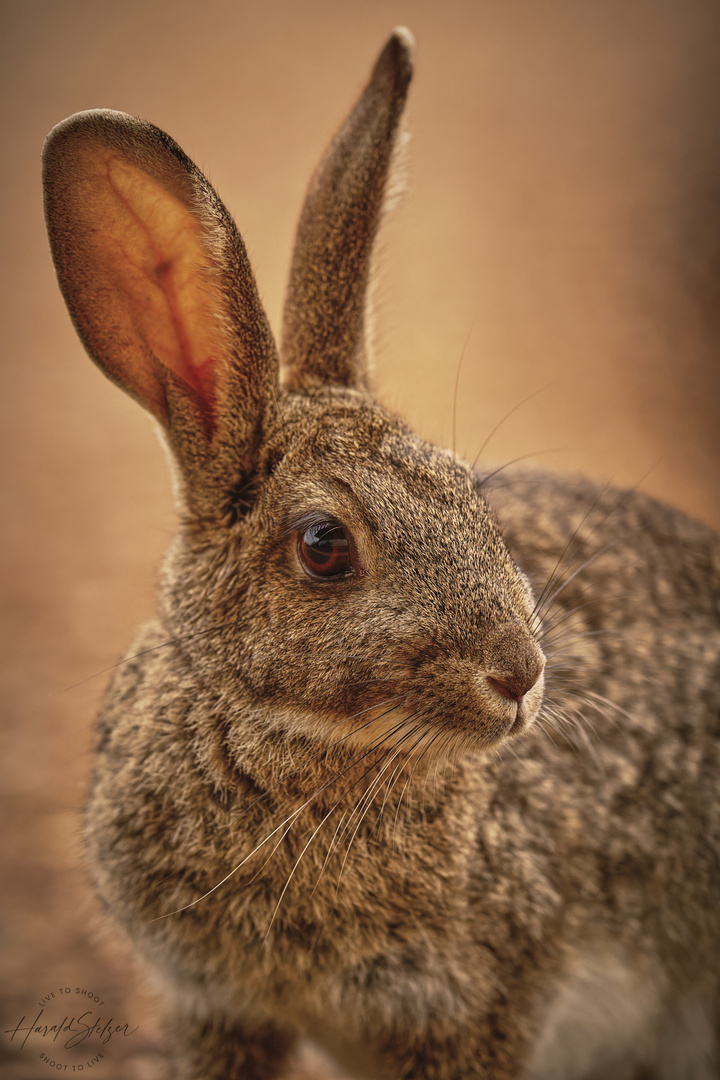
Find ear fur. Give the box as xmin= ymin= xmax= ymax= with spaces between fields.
xmin=42 ymin=110 xmax=279 ymax=508
xmin=43 ymin=29 xmax=414 ymax=504
xmin=281 ymin=27 xmax=414 ymax=393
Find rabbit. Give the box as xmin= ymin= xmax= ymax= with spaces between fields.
xmin=42 ymin=25 xmax=720 ymax=1080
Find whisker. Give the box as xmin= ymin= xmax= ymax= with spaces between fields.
xmin=262 ymin=803 xmax=346 ymax=947
xmin=310 ymin=811 xmax=350 ymax=899
xmin=152 ymin=796 xmax=317 ymax=919
xmin=538 ymin=592 xmax=628 ymax=642
xmin=540 ymin=701 xmax=602 ymax=765
xmin=271 ymin=722 xmax=419 ymax=920
xmin=476 ymin=448 xmax=568 ymax=490
xmin=58 ymin=622 xmax=243 ymax=691
xmin=452 ymin=321 xmax=476 ymax=458
xmin=534 ymin=542 xmax=619 ymax=623
xmin=237 ymin=695 xmax=410 ymax=818
xmin=579 ymin=689 xmax=633 ymax=725
xmin=325 ymin=717 xmax=422 ymax=864
xmin=189 ymin=695 xmax=413 ymax=873
xmin=332 ymin=726 xmax=434 ymax=894
xmin=156 ymin=709 xmax=410 ymax=920
xmin=530 ymin=484 xmax=616 ymax=621
xmin=471 ymin=381 xmax=555 ymax=472
xmin=334 ymin=730 xmax=420 ymax=885
xmin=540 ymin=627 xmax=607 ymax=653
xmin=390 ymin=724 xmax=448 ymax=840
xmin=531 ymin=468 xmax=657 ymax=626
xmin=62 ymin=637 xmax=411 ymax=694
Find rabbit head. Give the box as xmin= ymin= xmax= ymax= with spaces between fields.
xmin=43 ymin=28 xmax=544 ymax=763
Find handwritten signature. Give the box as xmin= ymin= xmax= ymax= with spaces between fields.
xmin=4 ymin=1009 xmax=138 ymax=1051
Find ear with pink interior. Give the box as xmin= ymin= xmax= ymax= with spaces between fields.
xmin=42 ymin=110 xmax=279 ymax=505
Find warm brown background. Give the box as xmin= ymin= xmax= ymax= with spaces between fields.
xmin=2 ymin=1 xmax=719 ymax=1077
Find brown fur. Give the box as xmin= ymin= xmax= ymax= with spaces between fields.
xmin=43 ymin=27 xmax=719 ymax=1080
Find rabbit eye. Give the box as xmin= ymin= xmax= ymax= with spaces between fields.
xmin=298 ymin=521 xmax=354 ymax=579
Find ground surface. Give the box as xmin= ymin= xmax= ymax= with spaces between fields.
xmin=2 ymin=1 xmax=719 ymax=1077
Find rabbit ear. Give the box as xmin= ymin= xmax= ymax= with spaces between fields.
xmin=280 ymin=28 xmax=414 ymax=393
xmin=43 ymin=110 xmax=279 ymax=507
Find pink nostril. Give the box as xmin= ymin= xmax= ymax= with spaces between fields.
xmin=486 ymin=671 xmax=540 ymax=704
xmin=487 ymin=675 xmax=525 ymax=703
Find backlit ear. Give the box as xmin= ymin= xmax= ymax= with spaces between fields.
xmin=280 ymin=28 xmax=414 ymax=393
xmin=43 ymin=110 xmax=279 ymax=502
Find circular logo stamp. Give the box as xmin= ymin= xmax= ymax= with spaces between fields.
xmin=3 ymin=984 xmax=139 ymax=1072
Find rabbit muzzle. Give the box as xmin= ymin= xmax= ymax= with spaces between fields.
xmin=482 ymin=619 xmax=545 ymax=712
xmin=337 ymin=622 xmax=546 ymax=759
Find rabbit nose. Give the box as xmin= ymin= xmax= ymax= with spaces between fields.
xmin=486 ymin=671 xmax=539 ymax=703
xmin=483 ymin=631 xmax=545 ymax=703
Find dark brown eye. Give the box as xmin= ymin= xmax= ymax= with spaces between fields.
xmin=298 ymin=521 xmax=353 ymax=579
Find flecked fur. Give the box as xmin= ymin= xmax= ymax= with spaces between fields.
xmin=43 ymin=28 xmax=719 ymax=1080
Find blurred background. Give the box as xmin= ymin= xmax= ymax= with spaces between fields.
xmin=1 ymin=0 xmax=719 ymax=1076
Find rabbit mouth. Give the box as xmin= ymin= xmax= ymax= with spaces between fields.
xmin=506 ymin=686 xmax=544 ymax=737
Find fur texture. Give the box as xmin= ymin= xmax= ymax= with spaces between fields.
xmin=43 ymin=27 xmax=719 ymax=1080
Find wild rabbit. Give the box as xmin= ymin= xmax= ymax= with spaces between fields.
xmin=43 ymin=26 xmax=720 ymax=1080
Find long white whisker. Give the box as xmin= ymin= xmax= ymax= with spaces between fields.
xmin=534 ymin=542 xmax=619 ymax=622
xmin=238 ymin=695 xmax=409 ymax=818
xmin=153 ymin=798 xmax=316 ymax=919
xmin=530 ymin=484 xmax=616 ymax=619
xmin=262 ymin=801 xmax=348 ymax=947
xmin=328 ymin=717 xmax=423 ymax=863
xmin=538 ymin=592 xmax=628 ymax=641
xmin=265 ymin=714 xmax=415 ymax=923
xmin=471 ymin=381 xmax=554 ymax=472
xmin=157 ymin=708 xmax=409 ymax=919
xmin=335 ymin=722 xmax=423 ymax=866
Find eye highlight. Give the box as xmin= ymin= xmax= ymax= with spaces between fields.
xmin=298 ymin=521 xmax=354 ymax=580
